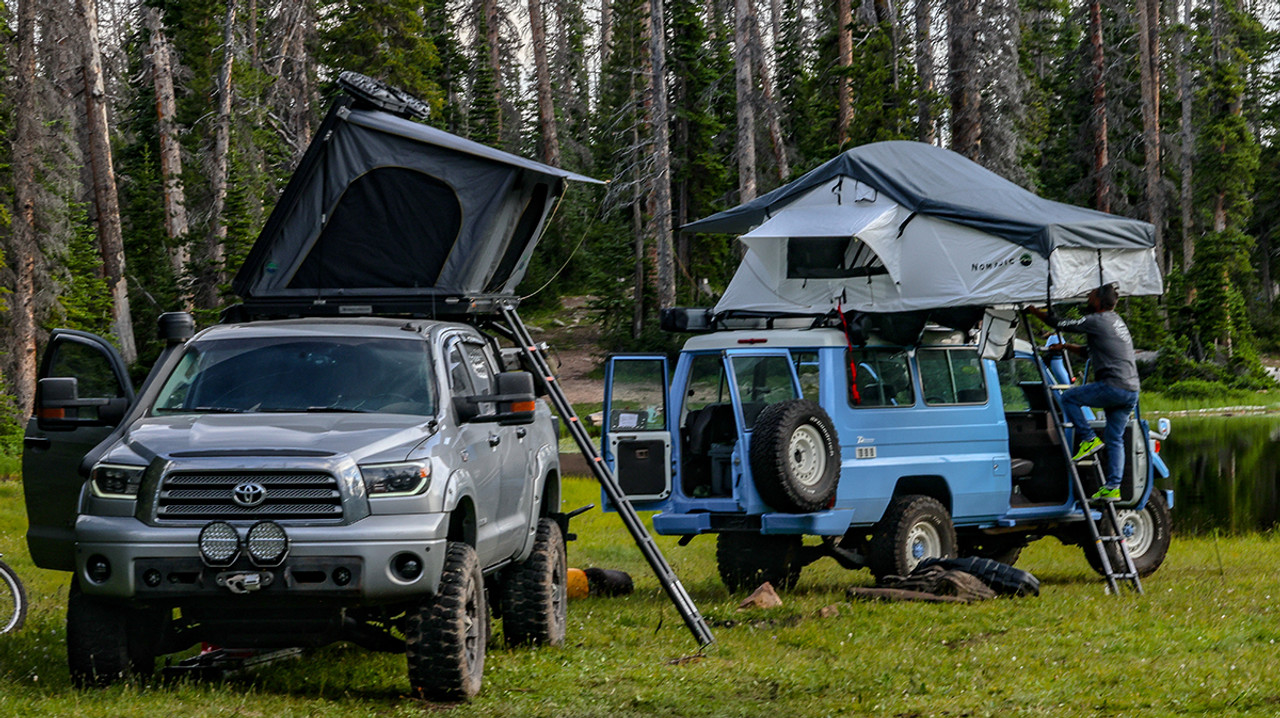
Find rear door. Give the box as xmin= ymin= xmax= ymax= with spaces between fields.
xmin=603 ymin=355 xmax=671 ymax=501
xmin=23 ymin=330 xmax=135 ymax=571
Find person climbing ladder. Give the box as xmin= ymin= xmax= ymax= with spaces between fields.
xmin=1028 ymin=283 xmax=1140 ymax=502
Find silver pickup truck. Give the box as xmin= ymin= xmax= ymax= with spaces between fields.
xmin=23 ymin=312 xmax=565 ymax=696
xmin=21 ymin=74 xmax=599 ymax=700
xmin=25 ymin=314 xmax=565 ymax=699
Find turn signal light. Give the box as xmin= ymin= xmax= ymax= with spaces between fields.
xmin=511 ymin=400 xmax=537 ymax=413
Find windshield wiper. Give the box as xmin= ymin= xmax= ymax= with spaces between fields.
xmin=161 ymin=406 xmax=248 ymax=414
xmin=256 ymin=406 xmax=372 ymax=413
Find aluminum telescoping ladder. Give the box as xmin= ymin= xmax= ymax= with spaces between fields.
xmin=498 ymin=303 xmax=715 ymax=647
xmin=1020 ymin=310 xmax=1142 ymax=595
xmin=1072 ymin=455 xmax=1143 ymax=594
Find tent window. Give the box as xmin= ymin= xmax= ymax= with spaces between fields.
xmin=289 ymin=167 xmax=462 ymax=290
xmin=786 ymin=237 xmax=887 ymax=279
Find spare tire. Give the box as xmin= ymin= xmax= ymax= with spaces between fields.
xmin=917 ymin=556 xmax=1041 ymax=597
xmin=749 ymin=399 xmax=840 ymax=512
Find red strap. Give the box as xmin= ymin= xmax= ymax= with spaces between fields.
xmin=837 ymin=303 xmax=861 ymax=405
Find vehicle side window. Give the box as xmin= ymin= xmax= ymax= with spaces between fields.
xmin=919 ymin=348 xmax=987 ymax=405
xmin=446 ymin=343 xmax=476 ymax=398
xmin=846 ymin=348 xmax=913 ymax=408
xmin=793 ymin=351 xmax=820 ymax=402
xmin=461 ymin=342 xmax=495 ymax=395
xmin=47 ymin=340 xmax=126 ymax=399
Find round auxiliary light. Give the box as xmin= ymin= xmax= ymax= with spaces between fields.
xmin=246 ymin=521 xmax=289 ymax=566
xmin=198 ymin=521 xmax=240 ymax=567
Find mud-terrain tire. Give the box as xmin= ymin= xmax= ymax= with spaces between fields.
xmin=67 ymin=581 xmax=134 ymax=688
xmin=917 ymin=556 xmax=1041 ymax=597
xmin=958 ymin=533 xmax=1028 ymax=566
xmin=1085 ymin=491 xmax=1172 ymax=579
xmin=406 ymin=542 xmax=487 ymax=701
xmin=749 ymin=400 xmax=840 ymax=513
xmin=868 ymin=495 xmax=957 ymax=581
xmin=716 ymin=533 xmax=803 ymax=592
xmin=501 ymin=518 xmax=567 ymax=647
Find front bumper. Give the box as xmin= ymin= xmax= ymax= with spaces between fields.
xmin=74 ymin=512 xmax=449 ymax=603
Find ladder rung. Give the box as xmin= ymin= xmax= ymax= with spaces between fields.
xmin=1098 ymin=535 xmax=1125 ymax=543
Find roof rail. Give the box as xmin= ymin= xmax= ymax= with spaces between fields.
xmin=221 ymin=295 xmax=518 ymax=323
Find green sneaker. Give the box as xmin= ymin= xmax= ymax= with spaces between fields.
xmin=1072 ymin=436 xmax=1104 ymax=462
xmin=1090 ymin=485 xmax=1121 ymax=502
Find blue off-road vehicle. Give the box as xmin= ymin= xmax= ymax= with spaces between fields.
xmin=602 ymin=140 xmax=1173 ymax=590
xmin=603 ymin=324 xmax=1172 ymax=589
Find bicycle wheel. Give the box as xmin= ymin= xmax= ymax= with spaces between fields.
xmin=0 ymin=559 xmax=27 ymax=634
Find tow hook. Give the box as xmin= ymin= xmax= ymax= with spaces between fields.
xmin=217 ymin=571 xmax=274 ymax=594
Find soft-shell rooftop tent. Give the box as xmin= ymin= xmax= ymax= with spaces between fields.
xmin=233 ymin=96 xmax=602 ymax=311
xmin=683 ymin=141 xmax=1162 ymax=315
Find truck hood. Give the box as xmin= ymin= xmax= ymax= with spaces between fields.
xmin=106 ymin=413 xmax=436 ymax=466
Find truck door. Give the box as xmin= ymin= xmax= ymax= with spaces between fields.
xmin=23 ymin=330 xmax=135 ymax=571
xmin=444 ymin=336 xmax=508 ymax=560
xmin=603 ymin=355 xmax=671 ymax=501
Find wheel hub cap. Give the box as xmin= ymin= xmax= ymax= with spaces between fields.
xmin=788 ymin=424 xmax=826 ymax=487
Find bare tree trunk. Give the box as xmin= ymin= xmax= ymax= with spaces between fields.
xmin=529 ymin=0 xmax=562 ymax=166
xmin=77 ymin=0 xmax=137 ymax=364
xmin=1088 ymin=0 xmax=1110 ymax=212
xmin=649 ymin=0 xmax=676 ymax=308
xmin=10 ymin=0 xmax=41 ymax=414
xmin=601 ymin=0 xmax=613 ymax=67
xmin=947 ymin=0 xmax=980 ymax=159
xmin=1136 ymin=0 xmax=1163 ymax=270
xmin=201 ymin=0 xmax=238 ymax=309
xmin=484 ymin=0 xmax=503 ymax=135
xmin=1178 ymin=0 xmax=1194 ymax=279
xmin=915 ymin=0 xmax=935 ymax=143
xmin=735 ymin=0 xmax=758 ymax=202
xmin=146 ymin=7 xmax=191 ymax=292
xmin=749 ymin=16 xmax=789 ymax=180
xmin=836 ymin=0 xmax=853 ymax=145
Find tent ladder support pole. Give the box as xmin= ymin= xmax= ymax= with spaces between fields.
xmin=499 ymin=302 xmax=715 ymax=648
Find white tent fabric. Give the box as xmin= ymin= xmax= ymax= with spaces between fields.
xmin=713 ymin=177 xmax=1163 ymax=315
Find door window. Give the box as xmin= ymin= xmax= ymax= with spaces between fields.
xmin=608 ymin=358 xmax=667 ymax=432
xmin=729 ymin=355 xmax=799 ymax=429
xmin=919 ymin=348 xmax=987 ymax=405
xmin=682 ymin=353 xmax=730 ymax=420
xmin=47 ymin=340 xmax=127 ymax=399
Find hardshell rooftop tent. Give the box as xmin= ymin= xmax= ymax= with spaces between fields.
xmin=232 ymin=90 xmax=602 ymax=316
xmin=682 ymin=141 xmax=1162 ymax=316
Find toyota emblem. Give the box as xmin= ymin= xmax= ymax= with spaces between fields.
xmin=231 ymin=482 xmax=267 ymax=508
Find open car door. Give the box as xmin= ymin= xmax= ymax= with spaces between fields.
xmin=603 ymin=355 xmax=671 ymax=501
xmin=23 ymin=330 xmax=134 ymax=570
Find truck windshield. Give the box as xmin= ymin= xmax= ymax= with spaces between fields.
xmin=152 ymin=336 xmax=437 ymax=416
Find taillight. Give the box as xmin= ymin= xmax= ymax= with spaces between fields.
xmin=1153 ymin=440 xmax=1162 ymax=453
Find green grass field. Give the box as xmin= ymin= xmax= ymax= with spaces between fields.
xmin=1 ymin=476 xmax=1277 ymax=717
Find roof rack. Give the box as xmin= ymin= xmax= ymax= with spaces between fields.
xmin=222 ymin=294 xmax=519 ymax=323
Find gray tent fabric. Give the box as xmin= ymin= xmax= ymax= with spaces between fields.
xmin=681 ymin=140 xmax=1153 ymax=257
xmin=234 ymin=101 xmax=602 ymax=303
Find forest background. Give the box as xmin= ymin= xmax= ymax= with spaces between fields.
xmin=0 ymin=0 xmax=1277 ymax=462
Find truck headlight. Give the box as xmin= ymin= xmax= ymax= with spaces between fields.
xmin=90 ymin=464 xmax=145 ymax=498
xmin=360 ymin=462 xmax=430 ymax=496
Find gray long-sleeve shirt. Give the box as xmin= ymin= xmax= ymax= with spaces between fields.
xmin=1050 ymin=311 xmax=1140 ymax=391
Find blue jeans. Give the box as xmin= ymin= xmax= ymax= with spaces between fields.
xmin=1060 ymin=382 xmax=1139 ymax=488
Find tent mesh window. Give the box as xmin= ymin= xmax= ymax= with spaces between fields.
xmin=289 ymin=167 xmax=462 ymax=289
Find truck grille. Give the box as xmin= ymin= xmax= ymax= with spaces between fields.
xmin=155 ymin=471 xmax=343 ymax=522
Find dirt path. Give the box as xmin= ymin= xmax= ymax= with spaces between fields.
xmin=523 ymin=296 xmax=603 ymax=406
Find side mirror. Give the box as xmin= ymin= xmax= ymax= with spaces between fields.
xmin=453 ymin=371 xmax=538 ymax=426
xmin=36 ymin=377 xmax=130 ymax=431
